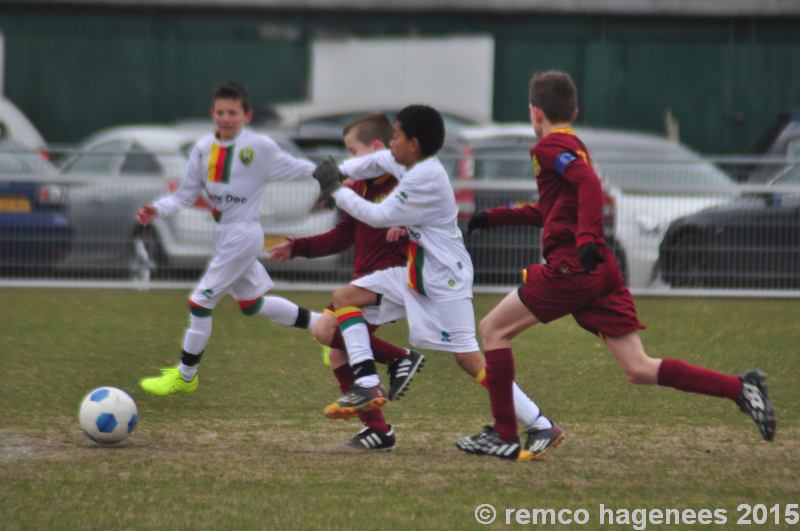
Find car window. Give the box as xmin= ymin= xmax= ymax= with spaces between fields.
xmin=787 ymin=137 xmax=800 ymax=158
xmin=473 ymin=148 xmax=532 ymax=179
xmin=120 ymin=142 xmax=162 ymax=175
xmin=772 ymin=164 xmax=800 ymax=185
xmin=591 ymin=148 xmax=733 ymax=189
xmin=63 ymin=139 xmax=130 ymax=175
xmin=0 ymin=148 xmax=56 ymax=175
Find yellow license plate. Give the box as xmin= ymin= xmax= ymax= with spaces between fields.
xmin=263 ymin=235 xmax=287 ymax=249
xmin=0 ymin=196 xmax=31 ymax=212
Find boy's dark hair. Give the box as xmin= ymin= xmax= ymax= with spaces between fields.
xmin=395 ymin=105 xmax=445 ymax=158
xmin=212 ymin=81 xmax=252 ymax=113
xmin=528 ymin=71 xmax=577 ymax=123
xmin=343 ymin=112 xmax=394 ymax=146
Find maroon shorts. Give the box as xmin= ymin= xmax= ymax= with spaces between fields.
xmin=517 ymin=247 xmax=645 ymax=337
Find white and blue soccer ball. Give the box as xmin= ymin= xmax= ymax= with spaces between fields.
xmin=79 ymin=387 xmax=138 ymax=444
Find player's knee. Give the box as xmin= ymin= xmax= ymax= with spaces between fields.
xmin=311 ymin=313 xmax=336 ymax=344
xmin=478 ymin=316 xmax=502 ymax=345
xmin=623 ymin=365 xmax=656 ymax=385
xmin=330 ymin=289 xmax=350 ymax=310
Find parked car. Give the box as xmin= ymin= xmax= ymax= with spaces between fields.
xmin=0 ymin=140 xmax=72 ymax=271
xmin=659 ymin=167 xmax=800 ymax=289
xmin=454 ymin=124 xmax=737 ymax=287
xmin=0 ymin=97 xmax=47 ymax=151
xmin=745 ymin=109 xmax=800 ymax=183
xmin=58 ymin=125 xmax=337 ymax=279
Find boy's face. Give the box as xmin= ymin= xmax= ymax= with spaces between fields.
xmin=211 ymin=98 xmax=252 ymax=140
xmin=344 ymin=130 xmax=383 ymax=157
xmin=390 ymin=122 xmax=419 ymax=166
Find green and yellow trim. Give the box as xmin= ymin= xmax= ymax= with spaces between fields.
xmin=334 ymin=306 xmax=366 ymax=331
xmin=407 ymin=241 xmax=426 ymax=295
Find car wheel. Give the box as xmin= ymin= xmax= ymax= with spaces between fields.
xmin=606 ymin=236 xmax=628 ymax=286
xmin=668 ymin=230 xmax=708 ymax=287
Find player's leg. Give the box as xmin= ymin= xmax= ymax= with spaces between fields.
xmin=238 ymin=295 xmax=319 ymax=330
xmin=460 ymin=356 xmax=564 ymax=460
xmin=327 ymin=348 xmax=395 ymax=450
xmin=323 ymin=281 xmax=388 ymax=418
xmin=456 ymin=290 xmax=563 ymax=460
xmin=604 ymin=332 xmax=776 ymax=441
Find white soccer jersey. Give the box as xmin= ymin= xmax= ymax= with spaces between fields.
xmin=335 ymin=150 xmax=473 ymax=301
xmin=154 ymin=128 xmax=315 ymax=224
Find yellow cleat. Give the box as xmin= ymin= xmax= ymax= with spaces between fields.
xmin=140 ymin=366 xmax=198 ymax=396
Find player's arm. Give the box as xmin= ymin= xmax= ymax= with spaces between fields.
xmin=467 ymin=203 xmax=543 ymax=234
xmin=138 ymin=145 xmax=204 ymax=224
xmin=330 ymin=174 xmax=432 ymax=228
xmin=263 ymin=136 xmax=316 ymax=181
xmin=291 ymin=213 xmax=357 ymax=259
xmin=553 ymin=151 xmax=604 ymax=247
xmin=339 ymin=149 xmax=406 ymax=182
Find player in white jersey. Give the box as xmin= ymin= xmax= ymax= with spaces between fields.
xmin=137 ymin=82 xmax=320 ymax=397
xmin=313 ymin=105 xmax=564 ymax=461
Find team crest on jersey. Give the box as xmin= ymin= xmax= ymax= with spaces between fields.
xmin=239 ymin=148 xmax=255 ymax=165
xmin=531 ymin=154 xmax=541 ymax=177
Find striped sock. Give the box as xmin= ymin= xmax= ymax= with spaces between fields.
xmin=334 ymin=306 xmax=378 ymax=387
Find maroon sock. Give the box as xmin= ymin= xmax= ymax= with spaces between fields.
xmin=657 ymin=358 xmax=742 ymax=401
xmin=370 ymin=335 xmax=407 ymax=364
xmin=485 ymin=348 xmax=517 ymax=441
xmin=332 ymin=365 xmax=389 ymax=433
xmin=330 ymin=330 xmax=406 ymax=365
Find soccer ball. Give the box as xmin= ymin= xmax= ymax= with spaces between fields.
xmin=79 ymin=387 xmax=138 ymax=444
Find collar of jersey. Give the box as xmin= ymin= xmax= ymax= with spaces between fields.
xmin=551 ymin=127 xmax=576 ymax=136
xmin=214 ymin=128 xmax=246 ymax=147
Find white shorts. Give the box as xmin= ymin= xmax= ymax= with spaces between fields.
xmin=352 ymin=266 xmax=479 ymax=353
xmin=190 ymin=222 xmax=274 ymax=309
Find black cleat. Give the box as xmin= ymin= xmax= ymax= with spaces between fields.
xmin=522 ymin=422 xmax=565 ymax=461
xmin=324 ymin=385 xmax=387 ymax=420
xmin=737 ymin=369 xmax=776 ymax=441
xmin=347 ymin=425 xmax=396 ymax=451
xmin=455 ymin=425 xmax=521 ymax=461
xmin=387 ymin=350 xmax=425 ymax=401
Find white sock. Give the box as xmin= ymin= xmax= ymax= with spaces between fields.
xmin=255 ymin=296 xmax=301 ymax=326
xmin=355 ymin=375 xmax=380 ymax=388
xmin=179 ymin=315 xmax=211 ymax=382
xmin=308 ymin=311 xmax=322 ymax=330
xmin=513 ymin=382 xmax=552 ymax=431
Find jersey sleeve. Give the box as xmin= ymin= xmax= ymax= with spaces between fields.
xmin=540 ymin=141 xmax=604 ymax=247
xmin=153 ymin=143 xmax=205 ymax=217
xmin=485 ymin=203 xmax=544 ymax=227
xmin=291 ymin=212 xmax=356 ymax=258
xmin=339 ymin=150 xmax=406 ymax=181
xmin=330 ymin=170 xmax=436 ymax=228
xmin=262 ymin=136 xmax=315 ymax=182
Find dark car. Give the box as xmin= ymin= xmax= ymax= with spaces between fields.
xmin=659 ymin=168 xmax=800 ymax=289
xmin=0 ymin=141 xmax=72 ymax=270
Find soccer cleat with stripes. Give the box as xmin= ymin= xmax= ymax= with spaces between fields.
xmin=324 ymin=384 xmax=387 ymax=420
xmin=521 ymin=422 xmax=565 ymax=461
xmin=139 ymin=366 xmax=198 ymax=396
xmin=347 ymin=425 xmax=396 ymax=451
xmin=387 ymin=349 xmax=425 ymax=401
xmin=737 ymin=369 xmax=776 ymax=441
xmin=455 ymin=425 xmax=522 ymax=461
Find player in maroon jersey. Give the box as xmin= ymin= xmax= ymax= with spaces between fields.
xmin=456 ymin=71 xmax=775 ymax=460
xmin=269 ymin=113 xmax=423 ymax=450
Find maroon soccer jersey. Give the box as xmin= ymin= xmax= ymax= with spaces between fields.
xmin=291 ymin=174 xmax=408 ymax=279
xmin=486 ymin=128 xmax=605 ymax=259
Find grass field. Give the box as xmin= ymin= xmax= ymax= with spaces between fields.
xmin=1 ymin=288 xmax=798 ymax=530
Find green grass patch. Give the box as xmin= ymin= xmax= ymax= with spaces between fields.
xmin=1 ymin=289 xmax=798 ymax=529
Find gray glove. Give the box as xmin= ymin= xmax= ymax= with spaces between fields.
xmin=313 ymin=157 xmax=343 ymax=203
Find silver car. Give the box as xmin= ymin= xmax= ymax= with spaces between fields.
xmin=58 ymin=125 xmax=337 ymax=279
